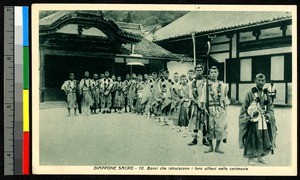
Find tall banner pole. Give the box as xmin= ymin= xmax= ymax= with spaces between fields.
xmin=192 ymin=32 xmax=196 ymax=68
xmin=205 ymin=39 xmax=211 ymax=136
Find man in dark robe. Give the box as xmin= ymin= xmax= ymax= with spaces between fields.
xmin=239 ymin=73 xmax=277 ymax=165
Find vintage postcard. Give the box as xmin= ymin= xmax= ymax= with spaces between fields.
xmin=31 ymin=4 xmax=297 ymax=175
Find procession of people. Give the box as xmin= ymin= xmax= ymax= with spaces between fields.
xmin=61 ymin=65 xmax=277 ymax=165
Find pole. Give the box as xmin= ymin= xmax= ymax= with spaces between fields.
xmin=205 ymin=40 xmax=211 ymax=136
xmin=192 ymin=32 xmax=196 ymax=68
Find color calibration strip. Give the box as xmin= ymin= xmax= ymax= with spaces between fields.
xmin=4 ymin=6 xmax=15 ymax=175
xmin=8 ymin=6 xmax=29 ymax=175
xmin=22 ymin=6 xmax=30 ymax=175
xmin=4 ymin=6 xmax=29 ymax=176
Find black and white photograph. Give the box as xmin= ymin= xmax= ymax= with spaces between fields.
xmin=31 ymin=4 xmax=297 ymax=175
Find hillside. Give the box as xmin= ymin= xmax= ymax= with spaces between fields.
xmin=39 ymin=10 xmax=187 ymax=28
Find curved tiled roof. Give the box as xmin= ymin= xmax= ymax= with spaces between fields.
xmin=40 ymin=11 xmax=178 ymax=60
xmin=122 ymin=38 xmax=179 ymax=59
xmin=154 ymin=11 xmax=292 ymax=42
xmin=39 ymin=11 xmax=142 ymax=43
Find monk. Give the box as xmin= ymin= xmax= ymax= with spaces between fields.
xmin=239 ymin=73 xmax=277 ymax=165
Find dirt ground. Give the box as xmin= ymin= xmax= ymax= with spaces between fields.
xmin=39 ymin=105 xmax=292 ymax=167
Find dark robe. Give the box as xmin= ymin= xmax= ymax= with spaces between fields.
xmin=170 ymin=82 xmax=181 ymax=126
xmin=113 ymin=81 xmax=124 ymax=108
xmin=177 ymin=84 xmax=190 ymax=127
xmin=239 ymin=87 xmax=277 ymax=158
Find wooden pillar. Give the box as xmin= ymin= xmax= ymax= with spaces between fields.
xmin=226 ymin=33 xmax=233 ymax=83
xmin=40 ymin=47 xmax=45 ymax=102
xmin=236 ymin=33 xmax=240 ymax=102
xmin=285 ymin=82 xmax=288 ymax=104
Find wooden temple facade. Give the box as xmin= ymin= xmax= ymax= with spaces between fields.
xmin=39 ymin=11 xmax=178 ymax=101
xmin=154 ymin=11 xmax=293 ymax=105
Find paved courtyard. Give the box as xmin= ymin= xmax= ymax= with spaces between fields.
xmin=39 ymin=104 xmax=292 ymax=166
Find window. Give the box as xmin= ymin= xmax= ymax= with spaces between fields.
xmin=252 ymin=56 xmax=271 ymax=82
xmin=271 ymin=55 xmax=284 ymax=80
xmin=240 ymin=58 xmax=252 ymax=81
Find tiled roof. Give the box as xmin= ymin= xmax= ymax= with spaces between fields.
xmin=39 ymin=11 xmax=142 ymax=42
xmin=154 ymin=11 xmax=292 ymax=42
xmin=118 ymin=22 xmax=179 ymax=60
xmin=176 ymin=54 xmax=194 ymax=62
xmin=176 ymin=54 xmax=219 ymax=64
xmin=122 ymin=38 xmax=179 ymax=60
xmin=40 ymin=11 xmax=72 ymax=26
xmin=116 ymin=22 xmax=144 ymax=36
xmin=40 ymin=11 xmax=178 ymax=60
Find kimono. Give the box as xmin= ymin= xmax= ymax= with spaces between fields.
xmin=111 ymin=81 xmax=117 ymax=109
xmin=188 ymin=77 xmax=207 ymax=131
xmin=143 ymin=80 xmax=156 ymax=115
xmin=61 ymin=79 xmax=78 ymax=109
xmin=123 ymin=79 xmax=131 ymax=112
xmin=128 ymin=80 xmax=138 ymax=112
xmin=239 ymin=87 xmax=277 ymax=158
xmin=135 ymin=81 xmax=146 ymax=114
xmin=177 ymin=84 xmax=190 ymax=127
xmin=206 ymin=80 xmax=228 ymax=141
xmin=153 ymin=78 xmax=172 ymax=116
xmin=161 ymin=79 xmax=173 ymax=115
xmin=152 ymin=78 xmax=163 ymax=116
xmin=114 ymin=81 xmax=125 ymax=108
xmin=79 ymin=78 xmax=93 ymax=114
xmin=169 ymin=81 xmax=182 ymax=126
xmin=90 ymin=79 xmax=100 ymax=111
xmin=100 ymin=78 xmax=114 ymax=109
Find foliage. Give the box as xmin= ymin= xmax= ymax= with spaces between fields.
xmin=39 ymin=10 xmax=187 ymax=28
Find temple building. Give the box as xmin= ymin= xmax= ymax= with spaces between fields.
xmin=154 ymin=11 xmax=292 ymax=105
xmin=39 ymin=11 xmax=179 ymax=101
